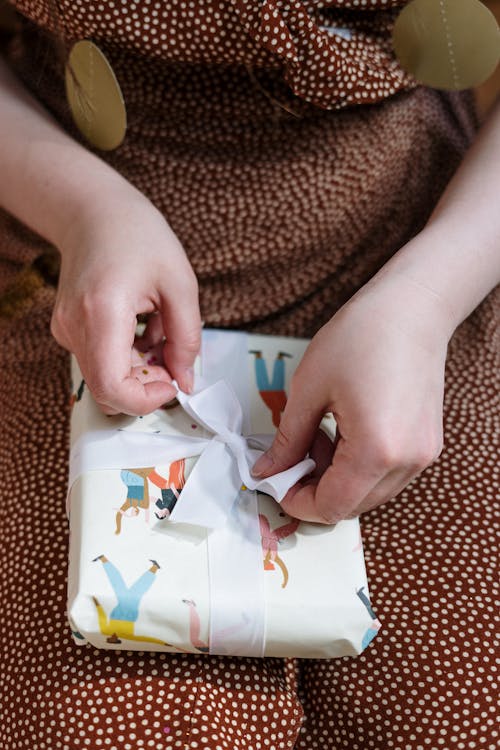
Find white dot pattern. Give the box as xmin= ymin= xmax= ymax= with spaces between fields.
xmin=7 ymin=20 xmax=480 ymax=336
xmin=9 ymin=0 xmax=417 ymax=110
xmin=0 ymin=299 xmax=303 ymax=748
xmin=1 ymin=268 xmax=497 ymax=749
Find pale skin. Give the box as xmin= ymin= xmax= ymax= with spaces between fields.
xmin=0 ymin=54 xmax=499 ymax=522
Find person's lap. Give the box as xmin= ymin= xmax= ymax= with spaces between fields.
xmin=1 ymin=270 xmax=497 ymax=749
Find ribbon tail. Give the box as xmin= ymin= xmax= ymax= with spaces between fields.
xmin=208 ymin=489 xmax=266 ymax=657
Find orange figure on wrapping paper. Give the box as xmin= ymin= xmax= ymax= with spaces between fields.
xmin=259 ymin=513 xmax=300 ymax=589
xmin=148 ymin=458 xmax=186 ymax=520
xmin=249 ymin=350 xmax=292 ymax=427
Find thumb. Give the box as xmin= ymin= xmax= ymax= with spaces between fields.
xmin=251 ymin=380 xmax=325 ymax=478
xmin=159 ymin=274 xmax=201 ymax=393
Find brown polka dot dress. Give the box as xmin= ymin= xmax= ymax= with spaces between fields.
xmin=0 ymin=1 xmax=498 ymax=749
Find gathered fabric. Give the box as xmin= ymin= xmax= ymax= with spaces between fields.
xmin=230 ymin=0 xmax=416 ymax=109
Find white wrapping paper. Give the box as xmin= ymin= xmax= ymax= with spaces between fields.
xmin=66 ymin=330 xmax=381 ymax=657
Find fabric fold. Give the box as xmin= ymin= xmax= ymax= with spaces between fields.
xmin=231 ymin=0 xmax=416 ymax=109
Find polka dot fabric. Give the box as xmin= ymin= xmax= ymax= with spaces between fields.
xmin=4 ymin=18 xmax=479 ymax=337
xmin=0 ymin=3 xmax=499 ymax=750
xmin=296 ymin=295 xmax=500 ymax=749
xmin=231 ymin=0 xmax=416 ymax=109
xmin=0 ymin=297 xmax=303 ymax=750
xmin=8 ymin=0 xmax=417 ymax=110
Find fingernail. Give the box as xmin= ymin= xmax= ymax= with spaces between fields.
xmin=183 ymin=367 xmax=194 ymax=394
xmin=251 ymin=452 xmax=274 ymax=478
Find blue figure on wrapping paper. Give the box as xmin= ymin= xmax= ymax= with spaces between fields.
xmin=249 ymin=350 xmax=292 ymax=427
xmin=115 ymin=467 xmax=154 ymax=535
xmin=356 ymin=586 xmax=381 ymax=649
xmin=259 ymin=513 xmax=300 ymax=588
xmin=92 ymin=555 xmax=169 ymax=646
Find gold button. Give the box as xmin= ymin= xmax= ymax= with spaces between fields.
xmin=65 ymin=40 xmax=127 ymax=151
xmin=393 ymin=0 xmax=500 ymax=90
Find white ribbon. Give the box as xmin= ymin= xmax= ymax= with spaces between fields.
xmin=68 ymin=378 xmax=315 ymax=656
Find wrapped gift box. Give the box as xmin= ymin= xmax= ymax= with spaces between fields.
xmin=66 ymin=329 xmax=380 ymax=658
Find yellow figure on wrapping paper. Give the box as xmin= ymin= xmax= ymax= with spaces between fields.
xmin=249 ymin=350 xmax=292 ymax=427
xmin=92 ymin=555 xmax=169 ymax=646
xmin=259 ymin=514 xmax=300 ymax=588
xmin=115 ymin=459 xmax=186 ymax=534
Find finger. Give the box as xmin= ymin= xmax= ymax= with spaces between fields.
xmin=280 ymin=436 xmax=387 ymax=523
xmin=251 ymin=378 xmax=327 ymax=478
xmin=344 ymin=466 xmax=425 ymax=518
xmin=139 ymin=313 xmax=164 ymax=350
xmin=96 ymin=364 xmax=174 ymax=416
xmin=309 ymin=427 xmax=337 ymax=478
xmin=83 ymin=300 xmax=177 ymax=415
xmin=159 ymin=273 xmax=201 ymax=393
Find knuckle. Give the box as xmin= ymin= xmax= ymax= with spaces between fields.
xmin=50 ymin=307 xmax=70 ymax=346
xmin=87 ymin=375 xmax=115 ymax=407
xmin=50 ymin=311 xmax=62 ymax=340
xmin=372 ymin=437 xmax=402 ymax=471
xmin=182 ymin=327 xmax=202 ymax=355
xmin=412 ymin=437 xmax=443 ymax=471
xmin=176 ymin=267 xmax=199 ymax=298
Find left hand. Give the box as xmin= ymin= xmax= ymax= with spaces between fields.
xmin=251 ymin=273 xmax=453 ymax=522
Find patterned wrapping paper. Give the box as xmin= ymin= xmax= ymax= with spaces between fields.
xmin=66 ymin=329 xmax=381 ymax=658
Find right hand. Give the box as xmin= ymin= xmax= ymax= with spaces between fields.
xmin=51 ymin=191 xmax=201 ymax=416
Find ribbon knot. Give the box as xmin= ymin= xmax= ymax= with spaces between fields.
xmin=68 ymin=378 xmax=315 ymax=531
xmin=170 ymin=379 xmax=315 ymax=529
xmin=212 ymin=429 xmax=246 ymax=452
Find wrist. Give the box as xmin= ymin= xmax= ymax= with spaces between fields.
xmin=356 ymin=248 xmax=457 ymax=346
xmin=56 ymin=169 xmax=153 ymax=251
xmin=366 ymin=230 xmax=477 ymax=339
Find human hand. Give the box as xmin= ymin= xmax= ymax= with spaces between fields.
xmin=51 ymin=191 xmax=201 ymax=415
xmin=251 ymin=275 xmax=453 ymax=522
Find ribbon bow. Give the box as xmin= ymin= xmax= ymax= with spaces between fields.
xmin=68 ymin=378 xmax=315 ymax=527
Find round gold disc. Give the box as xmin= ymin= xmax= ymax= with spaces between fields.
xmin=65 ymin=40 xmax=127 ymax=151
xmin=393 ymin=0 xmax=500 ymax=90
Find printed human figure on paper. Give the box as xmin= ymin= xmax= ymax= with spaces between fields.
xmin=249 ymin=350 xmax=292 ymax=427
xmin=114 ymin=459 xmax=186 ymax=534
xmin=92 ymin=555 xmax=168 ymax=645
xmin=148 ymin=459 xmax=186 ymax=520
xmin=356 ymin=586 xmax=382 ymax=649
xmin=182 ymin=599 xmax=209 ymax=653
xmin=259 ymin=513 xmax=300 ymax=588
xmin=115 ymin=467 xmax=154 ymax=535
